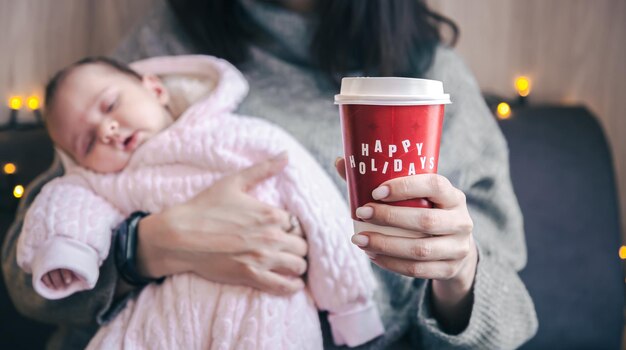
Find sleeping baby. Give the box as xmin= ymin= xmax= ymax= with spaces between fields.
xmin=17 ymin=55 xmax=384 ymax=349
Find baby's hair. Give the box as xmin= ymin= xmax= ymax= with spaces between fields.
xmin=44 ymin=56 xmax=142 ymax=115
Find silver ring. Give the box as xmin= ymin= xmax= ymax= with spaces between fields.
xmin=286 ymin=214 xmax=299 ymax=233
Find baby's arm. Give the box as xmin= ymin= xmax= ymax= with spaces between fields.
xmin=16 ymin=174 xmax=123 ymax=300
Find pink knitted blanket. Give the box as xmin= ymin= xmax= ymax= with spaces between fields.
xmin=17 ymin=55 xmax=383 ymax=349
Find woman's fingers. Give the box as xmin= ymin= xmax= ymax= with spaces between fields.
xmin=356 ymin=204 xmax=472 ymax=235
xmin=353 ymin=232 xmax=470 ymax=261
xmin=370 ymin=255 xmax=463 ymax=280
xmin=268 ymin=252 xmax=308 ymax=277
xmin=152 ymin=151 xmax=310 ymax=294
xmin=235 ymin=152 xmax=289 ymax=192
xmin=280 ymin=214 xmax=304 ymax=238
xmin=278 ymin=232 xmax=308 ymax=257
xmin=334 ymin=157 xmax=347 ymax=181
xmin=247 ymin=204 xmax=291 ymax=229
xmin=374 ymin=173 xmax=464 ymax=209
xmin=249 ymin=269 xmax=305 ymax=296
xmin=239 ymin=226 xmax=307 ymax=257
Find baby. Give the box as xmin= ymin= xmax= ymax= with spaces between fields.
xmin=17 ymin=55 xmax=384 ymax=349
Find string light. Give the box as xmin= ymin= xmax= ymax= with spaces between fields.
xmin=13 ymin=185 xmax=24 ymax=199
xmin=515 ymin=76 xmax=531 ymax=97
xmin=3 ymin=163 xmax=16 ymax=174
xmin=619 ymin=246 xmax=626 ymax=260
xmin=496 ymin=102 xmax=512 ymax=119
xmin=27 ymin=96 xmax=40 ymax=110
xmin=9 ymin=96 xmax=23 ymax=110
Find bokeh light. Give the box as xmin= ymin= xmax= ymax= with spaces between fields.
xmin=27 ymin=96 xmax=40 ymax=110
xmin=496 ymin=102 xmax=512 ymax=119
xmin=9 ymin=96 xmax=23 ymax=110
xmin=515 ymin=76 xmax=531 ymax=97
xmin=13 ymin=185 xmax=24 ymax=199
xmin=3 ymin=163 xmax=16 ymax=174
xmin=619 ymin=246 xmax=626 ymax=260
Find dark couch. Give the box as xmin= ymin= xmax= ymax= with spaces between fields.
xmin=0 ymin=105 xmax=623 ymax=349
xmin=499 ymin=106 xmax=624 ymax=349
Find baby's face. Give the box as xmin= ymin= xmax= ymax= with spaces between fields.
xmin=47 ymin=64 xmax=174 ymax=173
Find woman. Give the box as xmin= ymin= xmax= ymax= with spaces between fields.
xmin=2 ymin=0 xmax=537 ymax=348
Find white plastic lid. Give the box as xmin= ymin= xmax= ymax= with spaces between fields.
xmin=335 ymin=77 xmax=451 ymax=105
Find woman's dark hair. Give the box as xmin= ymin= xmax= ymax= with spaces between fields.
xmin=45 ymin=56 xmax=141 ymax=112
xmin=167 ymin=0 xmax=458 ymax=80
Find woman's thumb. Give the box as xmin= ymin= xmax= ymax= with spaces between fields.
xmin=334 ymin=157 xmax=347 ymax=181
xmin=237 ymin=151 xmax=289 ymax=190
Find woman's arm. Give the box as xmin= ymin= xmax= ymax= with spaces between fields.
xmin=412 ymin=47 xmax=538 ymax=348
xmin=3 ymin=153 xmax=308 ymax=330
xmin=335 ymin=47 xmax=538 ymax=349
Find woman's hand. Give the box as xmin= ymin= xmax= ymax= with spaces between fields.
xmin=135 ymin=152 xmax=309 ymax=296
xmin=335 ymin=157 xmax=478 ymax=332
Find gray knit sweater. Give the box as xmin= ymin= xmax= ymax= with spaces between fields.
xmin=1 ymin=1 xmax=537 ymax=349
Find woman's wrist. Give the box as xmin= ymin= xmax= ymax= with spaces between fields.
xmin=135 ymin=211 xmax=188 ymax=279
xmin=430 ymin=238 xmax=478 ymax=333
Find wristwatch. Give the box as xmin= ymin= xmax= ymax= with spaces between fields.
xmin=114 ymin=211 xmax=165 ymax=286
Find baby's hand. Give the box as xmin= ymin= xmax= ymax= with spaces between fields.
xmin=42 ymin=269 xmax=76 ymax=290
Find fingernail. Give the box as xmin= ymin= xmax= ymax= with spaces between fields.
xmin=355 ymin=206 xmax=374 ymax=219
xmin=372 ymin=186 xmax=390 ymax=200
xmin=334 ymin=157 xmax=342 ymax=167
xmin=365 ymin=251 xmax=377 ymax=260
xmin=351 ymin=234 xmax=369 ymax=247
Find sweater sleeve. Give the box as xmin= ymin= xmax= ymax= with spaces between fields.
xmin=112 ymin=0 xmax=195 ymax=64
xmin=16 ymin=173 xmax=123 ymax=300
xmin=411 ymin=47 xmax=538 ymax=349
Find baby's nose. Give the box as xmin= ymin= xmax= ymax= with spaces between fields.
xmin=99 ymin=119 xmax=120 ymax=144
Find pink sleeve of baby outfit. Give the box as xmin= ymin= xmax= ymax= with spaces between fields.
xmin=266 ymin=128 xmax=385 ymax=347
xmin=16 ymin=174 xmax=123 ymax=300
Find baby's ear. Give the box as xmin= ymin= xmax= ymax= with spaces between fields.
xmin=142 ymin=74 xmax=170 ymax=106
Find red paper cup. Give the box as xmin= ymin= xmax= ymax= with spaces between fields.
xmin=335 ymin=77 xmax=451 ymax=237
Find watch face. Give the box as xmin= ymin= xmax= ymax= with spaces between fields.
xmin=115 ymin=211 xmax=152 ymax=286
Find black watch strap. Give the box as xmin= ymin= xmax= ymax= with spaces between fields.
xmin=114 ymin=211 xmax=165 ymax=286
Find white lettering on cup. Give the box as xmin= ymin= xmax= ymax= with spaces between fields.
xmin=408 ymin=162 xmax=416 ymax=175
xmin=394 ymin=159 xmax=402 ymax=172
xmin=347 ymin=141 xmax=435 ymax=175
xmin=375 ymin=140 xmax=383 ymax=153
xmin=402 ymin=139 xmax=411 ymax=153
xmin=359 ymin=162 xmax=366 ymax=174
xmin=389 ymin=144 xmax=397 ymax=157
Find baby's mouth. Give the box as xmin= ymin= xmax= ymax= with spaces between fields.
xmin=123 ymin=131 xmax=140 ymax=152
